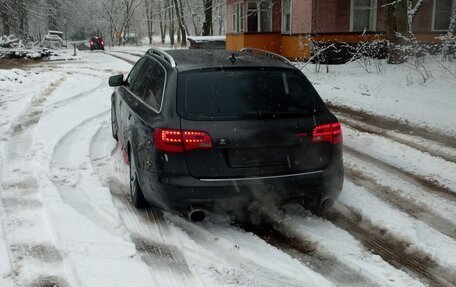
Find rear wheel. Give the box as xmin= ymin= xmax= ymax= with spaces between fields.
xmin=129 ymin=149 xmax=147 ymax=209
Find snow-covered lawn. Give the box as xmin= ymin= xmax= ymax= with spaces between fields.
xmin=299 ymin=58 xmax=456 ymax=136
xmin=0 ymin=50 xmax=455 ymax=287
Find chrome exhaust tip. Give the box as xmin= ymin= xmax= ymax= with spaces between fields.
xmin=320 ymin=197 xmax=335 ymax=210
xmin=188 ymin=208 xmax=206 ymax=222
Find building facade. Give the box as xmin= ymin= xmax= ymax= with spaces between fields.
xmin=226 ymin=0 xmax=456 ymax=59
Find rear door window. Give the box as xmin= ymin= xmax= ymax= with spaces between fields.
xmin=129 ymin=58 xmax=166 ymax=111
xmin=178 ymin=68 xmax=324 ymax=120
xmin=142 ymin=60 xmax=166 ymax=111
xmin=126 ymin=58 xmax=146 ymax=90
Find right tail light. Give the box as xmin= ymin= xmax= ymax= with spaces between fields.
xmin=312 ymin=122 xmax=342 ymax=144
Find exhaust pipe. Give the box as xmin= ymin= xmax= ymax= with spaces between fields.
xmin=320 ymin=197 xmax=335 ymax=210
xmin=187 ymin=207 xmax=206 ymax=222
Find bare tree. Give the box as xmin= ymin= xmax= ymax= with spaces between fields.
xmin=102 ymin=0 xmax=143 ymax=45
xmin=144 ymin=0 xmax=153 ymax=44
xmin=202 ymin=0 xmax=212 ymax=35
xmin=385 ymin=0 xmax=408 ymax=64
xmin=173 ymin=0 xmax=187 ymax=45
xmin=407 ymin=0 xmax=425 ymax=32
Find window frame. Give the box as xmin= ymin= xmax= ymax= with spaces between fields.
xmin=233 ymin=2 xmax=244 ymax=33
xmin=246 ymin=0 xmax=272 ymax=33
xmin=350 ymin=0 xmax=377 ymax=32
xmin=125 ymin=56 xmax=168 ymax=114
xmin=281 ymin=0 xmax=292 ymax=34
xmin=432 ymin=0 xmax=456 ymax=31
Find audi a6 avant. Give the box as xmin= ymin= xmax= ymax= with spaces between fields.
xmin=109 ymin=48 xmax=343 ymax=221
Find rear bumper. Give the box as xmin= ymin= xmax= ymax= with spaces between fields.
xmin=138 ymin=161 xmax=343 ymax=209
xmin=90 ymin=45 xmax=104 ymax=50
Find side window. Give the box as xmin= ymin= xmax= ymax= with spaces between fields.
xmin=130 ymin=58 xmax=153 ymax=98
xmin=143 ymin=60 xmax=166 ymax=111
xmin=126 ymin=58 xmax=146 ymax=89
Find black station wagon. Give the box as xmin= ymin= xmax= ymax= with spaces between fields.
xmin=109 ymin=48 xmax=344 ymax=221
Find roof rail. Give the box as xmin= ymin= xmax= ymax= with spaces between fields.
xmin=241 ymin=47 xmax=293 ymax=66
xmin=146 ymin=48 xmax=176 ymax=68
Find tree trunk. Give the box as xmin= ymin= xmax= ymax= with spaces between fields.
xmin=385 ymin=0 xmax=408 ymax=64
xmin=1 ymin=7 xmax=11 ymax=35
xmin=145 ymin=0 xmax=153 ymax=44
xmin=184 ymin=0 xmax=200 ymax=35
xmin=168 ymin=0 xmax=175 ymax=46
xmin=173 ymin=0 xmax=186 ymax=46
xmin=202 ymin=0 xmax=213 ymax=36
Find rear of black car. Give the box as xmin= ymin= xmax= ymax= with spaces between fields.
xmin=90 ymin=37 xmax=105 ymax=50
xmin=140 ymin=65 xmax=343 ymax=211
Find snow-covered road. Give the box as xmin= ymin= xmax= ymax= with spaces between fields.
xmin=0 ymin=50 xmax=455 ymax=287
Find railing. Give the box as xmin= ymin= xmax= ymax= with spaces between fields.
xmin=146 ymin=48 xmax=176 ymax=67
xmin=241 ymin=47 xmax=293 ymax=66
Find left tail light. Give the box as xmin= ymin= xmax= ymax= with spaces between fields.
xmin=101 ymin=41 xmax=105 ymax=45
xmin=90 ymin=41 xmax=94 ymax=45
xmin=154 ymin=128 xmax=213 ymax=153
xmin=312 ymin=122 xmax=342 ymax=144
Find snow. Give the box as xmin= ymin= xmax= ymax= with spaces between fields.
xmin=188 ymin=36 xmax=226 ymax=42
xmin=1 ymin=49 xmax=455 ymax=287
xmin=298 ymin=58 xmax=456 ymax=136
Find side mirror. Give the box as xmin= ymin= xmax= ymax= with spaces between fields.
xmin=109 ymin=74 xmax=124 ymax=87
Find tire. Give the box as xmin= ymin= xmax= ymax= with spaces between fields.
xmin=129 ymin=149 xmax=148 ymax=209
xmin=111 ymin=103 xmax=118 ymax=140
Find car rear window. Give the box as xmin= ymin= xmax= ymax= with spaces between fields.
xmin=177 ymin=68 xmax=325 ymax=120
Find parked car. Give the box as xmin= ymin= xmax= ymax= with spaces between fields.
xmin=109 ymin=48 xmax=344 ymax=221
xmin=89 ymin=36 xmax=105 ymax=50
xmin=42 ymin=30 xmax=64 ymax=49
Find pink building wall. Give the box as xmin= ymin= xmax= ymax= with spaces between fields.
xmin=227 ymin=0 xmax=440 ymax=35
xmin=412 ymin=0 xmax=434 ymax=32
xmin=312 ymin=0 xmax=351 ymax=33
xmin=272 ymin=0 xmax=282 ymax=32
xmin=227 ymin=0 xmax=234 ymax=33
xmin=291 ymin=0 xmax=313 ymax=33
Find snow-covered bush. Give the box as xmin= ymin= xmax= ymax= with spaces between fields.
xmin=0 ymin=35 xmax=21 ymax=48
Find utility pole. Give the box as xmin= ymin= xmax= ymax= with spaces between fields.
xmin=64 ymin=19 xmax=68 ymax=47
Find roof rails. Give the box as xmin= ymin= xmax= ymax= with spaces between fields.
xmin=241 ymin=47 xmax=293 ymax=66
xmin=146 ymin=48 xmax=176 ymax=68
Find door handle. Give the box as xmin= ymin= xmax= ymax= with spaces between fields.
xmin=128 ymin=113 xmax=132 ymax=120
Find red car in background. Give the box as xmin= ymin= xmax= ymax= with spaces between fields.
xmin=90 ymin=36 xmax=105 ymax=51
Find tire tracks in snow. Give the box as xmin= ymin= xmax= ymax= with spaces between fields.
xmin=327 ymin=103 xmax=456 ymax=149
xmin=344 ymin=146 xmax=456 ymax=202
xmin=106 ymin=178 xmax=201 ymax=287
xmin=167 ymin=214 xmax=328 ymax=287
xmin=10 ymin=78 xmax=65 ymax=137
xmin=322 ymin=204 xmax=456 ymax=287
xmin=345 ymin=167 xmax=456 ymax=240
xmin=235 ymin=218 xmax=380 ymax=287
xmin=90 ymin=126 xmax=206 ymax=287
xmin=337 ymin=114 xmax=456 ymax=164
xmin=50 ymin=110 xmax=122 ymax=233
xmin=1 ymin=78 xmax=80 ymax=287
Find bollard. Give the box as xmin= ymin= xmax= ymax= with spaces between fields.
xmin=73 ymin=44 xmax=77 ymax=56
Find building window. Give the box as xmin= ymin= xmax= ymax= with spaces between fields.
xmin=433 ymin=0 xmax=455 ymax=31
xmin=282 ymin=0 xmax=291 ymax=33
xmin=233 ymin=2 xmax=244 ymax=33
xmin=351 ymin=0 xmax=377 ymax=32
xmin=247 ymin=1 xmax=272 ymax=32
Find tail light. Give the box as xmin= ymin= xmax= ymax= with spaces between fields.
xmin=101 ymin=41 xmax=105 ymax=45
xmin=312 ymin=122 xmax=342 ymax=144
xmin=154 ymin=128 xmax=213 ymax=153
xmin=90 ymin=41 xmax=94 ymax=45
